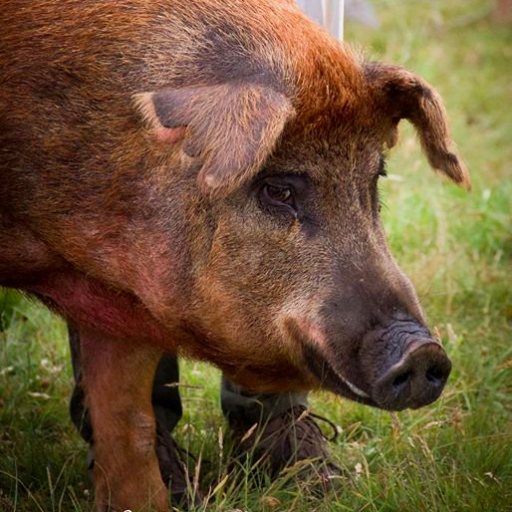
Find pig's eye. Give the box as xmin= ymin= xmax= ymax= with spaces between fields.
xmin=261 ymin=184 xmax=296 ymax=210
xmin=256 ymin=173 xmax=308 ymax=216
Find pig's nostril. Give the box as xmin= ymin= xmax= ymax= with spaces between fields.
xmin=375 ymin=340 xmax=452 ymax=411
xmin=426 ymin=365 xmax=446 ymax=384
xmin=392 ymin=371 xmax=412 ymax=388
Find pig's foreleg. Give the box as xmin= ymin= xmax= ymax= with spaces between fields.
xmin=79 ymin=327 xmax=170 ymax=512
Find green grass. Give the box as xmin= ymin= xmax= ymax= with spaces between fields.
xmin=1 ymin=0 xmax=511 ymax=510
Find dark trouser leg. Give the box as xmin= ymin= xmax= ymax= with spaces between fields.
xmin=220 ymin=375 xmax=309 ymax=427
xmin=151 ymin=356 xmax=183 ymax=433
xmin=68 ymin=324 xmax=93 ymax=443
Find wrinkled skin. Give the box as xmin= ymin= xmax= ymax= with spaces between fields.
xmin=0 ymin=0 xmax=469 ymax=510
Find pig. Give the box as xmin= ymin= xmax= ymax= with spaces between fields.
xmin=0 ymin=0 xmax=470 ymax=510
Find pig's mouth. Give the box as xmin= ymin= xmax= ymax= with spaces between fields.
xmin=301 ymin=343 xmax=377 ymax=407
xmin=285 ymin=318 xmax=377 ymax=406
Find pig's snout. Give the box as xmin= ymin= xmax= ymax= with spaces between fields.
xmin=285 ymin=313 xmax=451 ymax=411
xmin=358 ymin=318 xmax=452 ymax=410
xmin=372 ymin=338 xmax=451 ymax=411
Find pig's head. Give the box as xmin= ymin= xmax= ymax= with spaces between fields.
xmin=136 ymin=61 xmax=469 ymax=412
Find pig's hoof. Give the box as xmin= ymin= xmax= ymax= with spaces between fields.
xmin=230 ymin=405 xmax=344 ymax=493
xmin=155 ymin=424 xmax=204 ymax=509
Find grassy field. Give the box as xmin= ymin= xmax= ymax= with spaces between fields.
xmin=1 ymin=0 xmax=511 ymax=511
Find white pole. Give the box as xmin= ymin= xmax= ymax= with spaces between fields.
xmin=297 ymin=1 xmax=345 ymax=41
xmin=294 ymin=0 xmax=325 ymax=25
xmin=339 ymin=0 xmax=345 ymax=41
xmin=324 ymin=0 xmax=345 ymax=41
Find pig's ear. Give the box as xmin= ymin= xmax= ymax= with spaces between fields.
xmin=365 ymin=62 xmax=470 ymax=190
xmin=134 ymin=82 xmax=294 ymax=197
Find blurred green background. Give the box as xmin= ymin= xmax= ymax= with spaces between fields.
xmin=0 ymin=1 xmax=510 ymax=510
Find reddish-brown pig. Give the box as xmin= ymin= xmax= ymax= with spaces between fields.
xmin=0 ymin=0 xmax=469 ymax=510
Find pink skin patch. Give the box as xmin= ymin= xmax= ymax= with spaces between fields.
xmin=294 ymin=317 xmax=330 ymax=350
xmin=28 ymin=271 xmax=171 ymax=345
xmin=155 ymin=126 xmax=187 ymax=144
